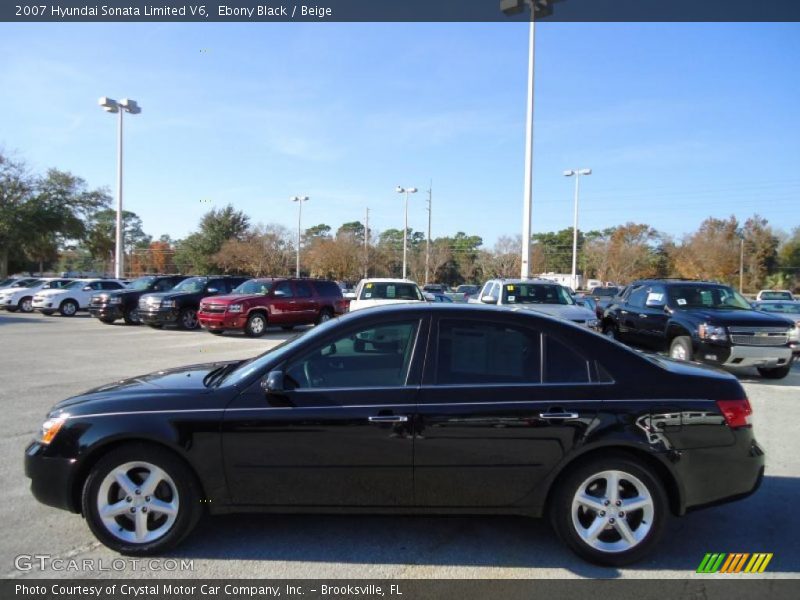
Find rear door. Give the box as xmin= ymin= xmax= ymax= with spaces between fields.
xmin=292 ymin=280 xmax=318 ymax=323
xmin=413 ymin=315 xmax=597 ymax=507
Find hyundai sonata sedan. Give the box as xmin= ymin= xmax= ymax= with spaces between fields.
xmin=25 ymin=303 xmax=763 ymax=566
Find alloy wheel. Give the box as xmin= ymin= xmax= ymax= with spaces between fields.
xmin=571 ymin=469 xmax=654 ymax=554
xmin=250 ymin=315 xmax=265 ymax=335
xmin=96 ymin=461 xmax=179 ymax=544
xmin=182 ymin=310 xmax=198 ymax=329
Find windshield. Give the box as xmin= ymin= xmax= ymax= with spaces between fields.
xmin=760 ymin=291 xmax=793 ymax=300
xmin=22 ymin=279 xmax=44 ymax=288
xmin=502 ymin=283 xmax=575 ymax=305
xmin=456 ymin=285 xmax=478 ymax=293
xmin=63 ymin=280 xmax=90 ymax=290
xmin=171 ymin=277 xmax=206 ymax=293
xmin=754 ymin=302 xmax=800 ymax=314
xmin=42 ymin=280 xmax=70 ymax=289
xmin=9 ymin=279 xmax=35 ymax=288
xmin=668 ymin=285 xmax=752 ymax=310
xmin=221 ymin=316 xmax=343 ymax=387
xmin=592 ymin=287 xmax=619 ymax=297
xmin=128 ymin=276 xmax=156 ymax=291
xmin=233 ymin=280 xmax=273 ymax=295
xmin=359 ymin=282 xmax=423 ymax=301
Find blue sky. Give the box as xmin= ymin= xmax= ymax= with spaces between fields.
xmin=0 ymin=22 xmax=798 ymax=248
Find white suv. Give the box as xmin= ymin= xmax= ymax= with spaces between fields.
xmin=32 ymin=279 xmax=127 ymax=316
xmin=348 ymin=279 xmax=426 ymax=312
xmin=0 ymin=278 xmax=73 ymax=313
xmin=470 ymin=278 xmax=600 ymax=329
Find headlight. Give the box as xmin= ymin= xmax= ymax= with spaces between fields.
xmin=228 ymin=304 xmax=243 ymax=313
xmin=109 ymin=296 xmax=122 ymax=304
xmin=698 ymin=323 xmax=727 ymax=341
xmin=161 ymin=299 xmax=175 ymax=308
xmin=38 ymin=414 xmax=68 ymax=445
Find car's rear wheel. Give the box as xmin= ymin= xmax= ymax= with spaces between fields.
xmin=59 ymin=299 xmax=78 ymax=317
xmin=123 ymin=308 xmax=141 ymax=325
xmin=757 ymin=364 xmax=792 ymax=379
xmin=669 ymin=336 xmax=693 ymax=361
xmin=550 ymin=455 xmax=668 ymax=566
xmin=316 ymin=308 xmax=333 ymax=325
xmin=245 ymin=313 xmax=267 ymax=337
xmin=178 ymin=308 xmax=199 ymax=330
xmin=82 ymin=444 xmax=201 ymax=556
xmin=19 ymin=297 xmax=34 ymax=313
xmin=99 ymin=316 xmax=116 ymax=324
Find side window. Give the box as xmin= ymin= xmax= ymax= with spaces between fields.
xmin=479 ymin=282 xmax=494 ymax=299
xmin=627 ymin=286 xmax=648 ymax=308
xmin=155 ymin=279 xmax=174 ymax=292
xmin=274 ymin=281 xmax=294 ymax=298
xmin=90 ymin=281 xmax=104 ymax=290
xmin=295 ymin=281 xmax=313 ymax=298
xmin=544 ymin=336 xmax=590 ymax=383
xmin=285 ymin=320 xmax=419 ymax=389
xmin=102 ymin=281 xmax=122 ymax=290
xmin=435 ymin=319 xmax=541 ymax=385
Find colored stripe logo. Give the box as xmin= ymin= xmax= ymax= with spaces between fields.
xmin=697 ymin=553 xmax=773 ymax=573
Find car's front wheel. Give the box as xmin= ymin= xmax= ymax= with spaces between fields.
xmin=178 ymin=308 xmax=199 ymax=330
xmin=59 ymin=299 xmax=78 ymax=317
xmin=81 ymin=444 xmax=202 ymax=555
xmin=669 ymin=336 xmax=693 ymax=361
xmin=550 ymin=455 xmax=668 ymax=566
xmin=757 ymin=364 xmax=792 ymax=379
xmin=244 ymin=313 xmax=267 ymax=337
xmin=19 ymin=296 xmax=34 ymax=313
xmin=123 ymin=308 xmax=141 ymax=325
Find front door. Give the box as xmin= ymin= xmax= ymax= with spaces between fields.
xmin=414 ymin=316 xmax=598 ymax=507
xmin=222 ymin=317 xmax=426 ymax=506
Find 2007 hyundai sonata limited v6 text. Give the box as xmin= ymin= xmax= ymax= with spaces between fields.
xmin=24 ymin=303 xmax=764 ymax=566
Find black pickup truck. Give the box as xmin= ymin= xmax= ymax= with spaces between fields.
xmin=602 ymin=279 xmax=795 ymax=379
xmin=88 ymin=275 xmax=188 ymax=325
xmin=138 ymin=275 xmax=249 ymax=330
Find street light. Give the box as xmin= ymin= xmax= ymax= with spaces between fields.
xmin=563 ymin=168 xmax=592 ymax=291
xmin=501 ymin=0 xmax=562 ymax=279
xmin=99 ymin=97 xmax=141 ymax=279
xmin=291 ymin=195 xmax=309 ymax=277
xmin=396 ymin=186 xmax=418 ymax=279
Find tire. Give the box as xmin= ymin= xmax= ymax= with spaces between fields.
xmin=99 ymin=316 xmax=116 ymax=324
xmin=757 ymin=364 xmax=792 ymax=379
xmin=177 ymin=308 xmax=199 ymax=330
xmin=81 ymin=444 xmax=202 ymax=556
xmin=18 ymin=296 xmax=34 ymax=313
xmin=549 ymin=454 xmax=668 ymax=566
xmin=41 ymin=310 xmax=55 ymax=316
xmin=669 ymin=336 xmax=693 ymax=361
xmin=59 ymin=299 xmax=78 ymax=317
xmin=123 ymin=308 xmax=141 ymax=325
xmin=244 ymin=313 xmax=267 ymax=338
xmin=316 ymin=308 xmax=334 ymax=325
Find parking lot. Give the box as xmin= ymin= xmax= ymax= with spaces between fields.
xmin=1 ymin=310 xmax=798 ymax=580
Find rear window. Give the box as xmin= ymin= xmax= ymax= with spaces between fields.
xmin=359 ymin=282 xmax=422 ymax=301
xmin=312 ymin=280 xmax=343 ymax=298
xmin=760 ymin=291 xmax=793 ymax=300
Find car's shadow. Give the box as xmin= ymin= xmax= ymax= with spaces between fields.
xmin=168 ymin=475 xmax=799 ymax=577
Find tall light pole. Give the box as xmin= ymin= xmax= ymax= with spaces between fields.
xmin=99 ymin=97 xmax=141 ymax=279
xmin=396 ymin=186 xmax=418 ymax=279
xmin=364 ymin=206 xmax=370 ymax=279
xmin=425 ymin=181 xmax=432 ymax=285
xmin=291 ymin=195 xmax=309 ymax=277
xmin=564 ymin=168 xmax=591 ymax=291
xmin=501 ymin=0 xmax=561 ymax=278
xmin=739 ymin=235 xmax=745 ymax=293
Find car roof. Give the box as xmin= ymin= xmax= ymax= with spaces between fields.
xmin=488 ymin=278 xmax=563 ymax=285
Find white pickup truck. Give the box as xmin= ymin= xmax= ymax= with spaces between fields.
xmin=348 ymin=278 xmax=426 ymax=312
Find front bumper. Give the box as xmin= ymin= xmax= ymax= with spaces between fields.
xmin=694 ymin=340 xmax=792 ymax=369
xmin=88 ymin=305 xmax=124 ymax=320
xmin=25 ymin=441 xmax=80 ymax=513
xmin=32 ymin=299 xmax=58 ymax=310
xmin=139 ymin=308 xmax=179 ymax=325
xmin=198 ymin=311 xmax=247 ymax=331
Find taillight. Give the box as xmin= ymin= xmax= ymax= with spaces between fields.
xmin=716 ymin=399 xmax=753 ymax=428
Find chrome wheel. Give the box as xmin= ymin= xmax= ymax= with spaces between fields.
xmin=249 ymin=315 xmax=265 ymax=334
xmin=670 ymin=344 xmax=687 ymax=360
xmin=181 ymin=309 xmax=198 ymax=329
xmin=127 ymin=308 xmax=141 ymax=324
xmin=571 ymin=469 xmax=654 ymax=554
xmin=96 ymin=461 xmax=179 ymax=544
xmin=61 ymin=301 xmax=77 ymax=316
xmin=20 ymin=298 xmax=33 ymax=312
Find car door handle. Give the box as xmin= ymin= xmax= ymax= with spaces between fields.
xmin=639 ymin=314 xmax=648 ymax=318
xmin=368 ymin=415 xmax=409 ymax=423
xmin=539 ymin=412 xmax=579 ymax=420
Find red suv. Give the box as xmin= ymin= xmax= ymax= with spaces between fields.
xmin=198 ymin=278 xmax=348 ymax=337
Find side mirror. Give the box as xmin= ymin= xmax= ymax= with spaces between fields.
xmin=207 ymin=287 xmax=220 ymax=294
xmin=261 ymin=370 xmax=284 ymax=394
xmin=481 ymin=295 xmax=498 ymax=305
xmin=82 ymin=285 xmax=92 ymax=291
xmin=343 ymin=292 xmax=356 ymax=299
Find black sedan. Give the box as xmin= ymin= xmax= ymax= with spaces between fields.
xmin=25 ymin=304 xmax=764 ymax=566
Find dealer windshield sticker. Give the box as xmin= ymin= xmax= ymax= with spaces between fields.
xmin=507 ymin=295 xmax=516 ymax=302
xmin=677 ymin=298 xmax=687 ymax=305
xmin=647 ymin=292 xmax=664 ymax=302
xmin=366 ymin=283 xmax=373 ymax=288
xmin=364 ymin=293 xmax=372 ymax=298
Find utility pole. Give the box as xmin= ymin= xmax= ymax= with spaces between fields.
xmin=364 ymin=207 xmax=370 ymax=279
xmin=739 ymin=237 xmax=745 ymax=293
xmin=425 ymin=181 xmax=432 ymax=285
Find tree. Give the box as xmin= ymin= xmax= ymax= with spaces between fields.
xmin=304 ymin=223 xmax=332 ymax=240
xmin=0 ymin=152 xmax=33 ymax=276
xmin=741 ymin=215 xmax=779 ymax=291
xmin=584 ymin=223 xmax=663 ymax=283
xmin=212 ymin=224 xmax=294 ymax=276
xmin=85 ymin=209 xmax=149 ymax=274
xmin=671 ymin=216 xmax=740 ymax=285
xmin=336 ymin=221 xmax=366 ymax=243
xmin=173 ymin=205 xmax=250 ymax=273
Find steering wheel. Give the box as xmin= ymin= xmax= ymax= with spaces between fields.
xmin=303 ymin=359 xmax=326 ymax=388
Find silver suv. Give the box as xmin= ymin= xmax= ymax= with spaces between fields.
xmin=470 ymin=278 xmax=600 ymax=329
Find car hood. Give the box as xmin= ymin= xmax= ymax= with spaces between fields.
xmin=142 ymin=291 xmax=199 ymax=302
xmin=680 ymin=308 xmax=795 ymax=328
xmin=201 ymin=294 xmax=265 ymax=304
xmin=105 ymin=288 xmax=148 ymax=298
xmin=51 ymin=361 xmax=240 ymax=415
xmin=509 ymin=303 xmax=596 ymax=321
xmin=350 ymin=298 xmax=424 ymax=311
